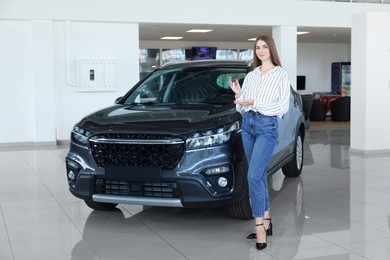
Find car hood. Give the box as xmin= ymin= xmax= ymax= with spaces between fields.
xmin=77 ymin=103 xmax=241 ymax=135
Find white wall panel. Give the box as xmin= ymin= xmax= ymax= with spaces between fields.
xmin=351 ymin=12 xmax=390 ymax=155
xmin=2 ymin=0 xmax=390 ymax=27
xmin=52 ymin=21 xmax=139 ymax=141
xmin=0 ymin=21 xmax=35 ymax=144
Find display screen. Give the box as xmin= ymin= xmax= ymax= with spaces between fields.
xmin=297 ymin=75 xmax=306 ymax=90
xmin=191 ymin=47 xmax=217 ymax=60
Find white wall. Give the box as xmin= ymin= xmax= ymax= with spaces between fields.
xmin=53 ymin=21 xmax=140 ymax=141
xmin=297 ymin=43 xmax=351 ymax=95
xmin=0 ymin=20 xmax=139 ymax=145
xmin=0 ymin=20 xmax=35 ymax=144
xmin=351 ymin=12 xmax=390 ymax=155
xmin=31 ymin=20 xmax=56 ymax=144
xmin=2 ymin=0 xmax=390 ymax=27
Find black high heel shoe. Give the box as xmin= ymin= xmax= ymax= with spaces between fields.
xmin=255 ymin=223 xmax=267 ymax=250
xmin=246 ymin=218 xmax=273 ymax=239
xmin=264 ymin=217 xmax=273 ymax=236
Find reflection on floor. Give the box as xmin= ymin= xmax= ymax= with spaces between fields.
xmin=1 ymin=128 xmax=390 ymax=260
xmin=309 ymin=117 xmax=350 ymax=130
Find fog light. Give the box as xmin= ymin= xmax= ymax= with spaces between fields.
xmin=68 ymin=170 xmax=76 ymax=180
xmin=67 ymin=160 xmax=79 ymax=169
xmin=217 ymin=177 xmax=228 ymax=188
xmin=205 ymin=166 xmax=230 ymax=175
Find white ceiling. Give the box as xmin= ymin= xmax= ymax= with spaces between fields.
xmin=139 ymin=23 xmax=352 ymax=44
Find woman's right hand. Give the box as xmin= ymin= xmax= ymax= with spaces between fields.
xmin=229 ymin=79 xmax=241 ymax=97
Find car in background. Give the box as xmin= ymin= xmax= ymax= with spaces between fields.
xmin=65 ymin=60 xmax=305 ymax=219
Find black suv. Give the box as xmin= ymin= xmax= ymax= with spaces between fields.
xmin=66 ymin=60 xmax=305 ymax=219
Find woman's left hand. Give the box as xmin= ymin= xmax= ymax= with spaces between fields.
xmin=234 ymin=99 xmax=254 ymax=106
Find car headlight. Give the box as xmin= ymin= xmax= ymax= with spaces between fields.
xmin=71 ymin=126 xmax=93 ymax=145
xmin=186 ymin=122 xmax=239 ymax=150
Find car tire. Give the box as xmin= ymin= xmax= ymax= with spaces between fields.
xmin=84 ymin=200 xmax=118 ymax=211
xmin=282 ymin=130 xmax=304 ymax=177
xmin=228 ymin=181 xmax=253 ymax=220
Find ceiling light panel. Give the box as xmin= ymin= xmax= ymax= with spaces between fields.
xmin=160 ymin=36 xmax=183 ymax=40
xmin=186 ymin=29 xmax=213 ymax=33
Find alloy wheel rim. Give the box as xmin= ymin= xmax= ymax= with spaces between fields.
xmin=296 ymin=135 xmax=303 ymax=170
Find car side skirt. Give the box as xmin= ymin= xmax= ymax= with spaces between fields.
xmin=268 ymin=153 xmax=294 ymax=176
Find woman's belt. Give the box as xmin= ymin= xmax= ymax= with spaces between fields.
xmin=248 ymin=110 xmax=263 ymax=115
xmin=247 ymin=110 xmax=276 ymax=118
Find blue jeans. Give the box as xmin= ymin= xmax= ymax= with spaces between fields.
xmin=241 ymin=112 xmax=278 ymax=218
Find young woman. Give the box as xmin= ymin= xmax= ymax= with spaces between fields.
xmin=230 ymin=35 xmax=290 ymax=250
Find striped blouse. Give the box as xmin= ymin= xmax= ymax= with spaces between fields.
xmin=236 ymin=66 xmax=290 ymax=119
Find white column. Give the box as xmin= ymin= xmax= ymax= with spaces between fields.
xmin=272 ymin=26 xmax=297 ymax=90
xmin=351 ymin=12 xmax=390 ymax=156
xmin=31 ymin=20 xmax=56 ymax=144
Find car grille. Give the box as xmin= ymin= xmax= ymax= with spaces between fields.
xmin=95 ymin=179 xmax=179 ymax=198
xmin=90 ymin=134 xmax=185 ymax=170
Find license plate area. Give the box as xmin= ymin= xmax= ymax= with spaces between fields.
xmin=105 ymin=165 xmax=161 ymax=182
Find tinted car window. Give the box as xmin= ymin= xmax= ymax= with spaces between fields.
xmin=122 ymin=67 xmax=247 ymax=105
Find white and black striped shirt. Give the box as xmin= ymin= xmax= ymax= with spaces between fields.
xmin=236 ymin=66 xmax=290 ymax=119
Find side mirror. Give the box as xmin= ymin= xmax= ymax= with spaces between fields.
xmin=114 ymin=97 xmax=122 ymax=104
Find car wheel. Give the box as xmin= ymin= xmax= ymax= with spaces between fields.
xmin=228 ymin=181 xmax=253 ymax=220
xmin=84 ymin=200 xmax=118 ymax=211
xmin=282 ymin=130 xmax=304 ymax=177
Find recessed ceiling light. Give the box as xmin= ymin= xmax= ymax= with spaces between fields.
xmin=186 ymin=29 xmax=213 ymax=33
xmin=247 ymin=38 xmax=256 ymax=41
xmin=160 ymin=36 xmax=183 ymax=40
xmin=297 ymin=31 xmax=310 ymax=35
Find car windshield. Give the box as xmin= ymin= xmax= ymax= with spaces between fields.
xmin=122 ymin=66 xmax=247 ymax=105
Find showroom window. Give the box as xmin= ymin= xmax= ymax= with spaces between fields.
xmin=139 ymin=48 xmax=159 ymax=79
xmin=161 ymin=49 xmax=186 ymax=64
xmin=216 ymin=49 xmax=238 ymax=60
xmin=139 ymin=48 xmax=253 ymax=79
xmin=239 ymin=49 xmax=253 ymax=60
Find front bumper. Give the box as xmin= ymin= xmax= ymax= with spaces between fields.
xmin=68 ymin=173 xmax=245 ymax=208
xmin=66 ymin=134 xmax=247 ymax=208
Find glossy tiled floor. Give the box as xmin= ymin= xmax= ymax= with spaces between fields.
xmin=1 ymin=128 xmax=390 ymax=260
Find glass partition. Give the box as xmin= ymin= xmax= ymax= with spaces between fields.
xmin=139 ymin=48 xmax=253 ymax=78
xmin=216 ymin=49 xmax=238 ymax=60
xmin=239 ymin=49 xmax=253 ymax=60
xmin=161 ymin=49 xmax=186 ymax=64
xmin=139 ymin=48 xmax=159 ymax=79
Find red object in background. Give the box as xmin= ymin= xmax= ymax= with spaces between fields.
xmin=313 ymin=92 xmax=341 ymax=115
xmin=320 ymin=96 xmax=341 ymax=114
